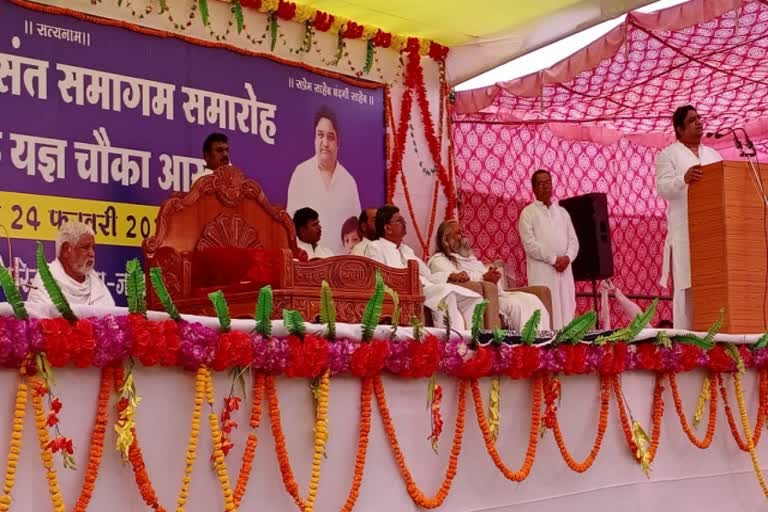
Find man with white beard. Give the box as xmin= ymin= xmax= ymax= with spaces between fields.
xmin=429 ymin=220 xmax=551 ymax=331
xmin=365 ymin=206 xmax=482 ymax=330
xmin=27 ymin=221 xmax=115 ymax=307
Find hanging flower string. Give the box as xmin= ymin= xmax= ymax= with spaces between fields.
xmin=340 ymin=377 xmax=373 ymax=512
xmin=427 ymin=377 xmax=443 ymax=451
xmin=30 ymin=373 xmax=65 ymax=512
xmin=0 ymin=368 xmax=28 ymax=512
xmin=33 ymin=354 xmax=76 ymax=470
xmin=233 ymin=373 xmax=265 ymax=507
xmin=115 ymin=360 xmax=141 ymax=461
xmin=175 ymin=367 xmax=207 ymax=512
xmin=668 ymin=372 xmax=718 ymax=449
xmin=731 ymin=368 xmax=768 ymax=497
xmin=204 ymin=368 xmax=238 ymax=511
xmin=718 ymin=370 xmax=768 ymax=451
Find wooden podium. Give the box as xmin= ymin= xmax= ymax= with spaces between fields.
xmin=689 ymin=160 xmax=768 ymax=333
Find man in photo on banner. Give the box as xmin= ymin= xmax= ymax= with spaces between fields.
xmin=518 ymin=169 xmax=579 ymax=330
xmin=286 ymin=106 xmax=361 ymax=255
xmin=365 ymin=206 xmax=482 ymax=330
xmin=192 ymin=132 xmax=231 ymax=184
xmin=655 ymin=105 xmax=722 ymax=329
xmin=27 ymin=221 xmax=115 ymax=308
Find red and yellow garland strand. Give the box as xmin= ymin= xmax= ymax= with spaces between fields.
xmin=668 ymin=372 xmax=718 ymax=449
xmin=30 ymin=374 xmax=65 ymax=512
xmin=204 ymin=369 xmax=238 ymax=511
xmin=233 ymin=373 xmax=265 ymax=507
xmin=718 ymin=370 xmax=768 ymax=451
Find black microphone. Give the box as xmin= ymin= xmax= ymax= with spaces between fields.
xmin=706 ymin=127 xmax=744 ymax=150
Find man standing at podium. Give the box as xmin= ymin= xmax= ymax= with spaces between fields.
xmin=655 ymin=105 xmax=722 ymax=330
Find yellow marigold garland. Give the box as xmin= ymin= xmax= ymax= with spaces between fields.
xmin=0 ymin=369 xmax=28 ymax=511
xmin=732 ymin=368 xmax=768 ymax=497
xmin=176 ymin=367 xmax=207 ymax=511
xmin=30 ymin=374 xmax=65 ymax=512
xmin=693 ymin=375 xmax=711 ymax=427
xmin=305 ymin=370 xmax=331 ymax=512
xmin=204 ymin=368 xmax=237 ymax=512
xmin=115 ymin=362 xmax=141 ymax=461
xmin=488 ymin=376 xmax=501 ymax=442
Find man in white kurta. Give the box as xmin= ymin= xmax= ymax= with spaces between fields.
xmin=655 ymin=105 xmax=722 ymax=329
xmin=429 ymin=220 xmax=551 ymax=331
xmin=286 ymin=109 xmax=361 ymax=255
xmin=27 ymin=221 xmax=115 ymax=308
xmin=293 ymin=207 xmax=335 ymax=259
xmin=365 ymin=207 xmax=482 ymax=330
xmin=519 ymin=170 xmax=580 ymax=330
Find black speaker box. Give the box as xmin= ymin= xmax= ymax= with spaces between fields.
xmin=558 ymin=192 xmax=614 ymax=281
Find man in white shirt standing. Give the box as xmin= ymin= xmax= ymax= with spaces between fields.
xmin=28 ymin=221 xmax=116 ymax=307
xmin=518 ymin=170 xmax=580 ymax=329
xmin=655 ymin=105 xmax=722 ymax=329
xmin=286 ymin=107 xmax=361 ymax=255
xmin=429 ymin=220 xmax=551 ymax=331
xmin=351 ymin=208 xmax=377 ymax=256
xmin=365 ymin=206 xmax=482 ymax=330
xmin=191 ymin=132 xmax=230 ymax=185
xmin=293 ymin=207 xmax=334 ymax=259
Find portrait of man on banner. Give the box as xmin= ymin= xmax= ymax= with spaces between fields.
xmin=286 ymin=106 xmax=362 ymax=255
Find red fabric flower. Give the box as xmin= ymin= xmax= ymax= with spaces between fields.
xmin=428 ymin=42 xmax=449 ymax=62
xmin=240 ymin=0 xmax=261 ymax=8
xmin=41 ymin=317 xmax=95 ymax=368
xmin=636 ymin=343 xmax=660 ymax=371
xmin=680 ymin=344 xmax=703 ymax=372
xmin=372 ymin=29 xmax=392 ymax=48
xmin=597 ymin=343 xmax=628 ymax=375
xmin=563 ymin=344 xmax=587 ymax=375
xmin=404 ymin=335 xmax=440 ymax=378
xmin=51 ymin=398 xmax=62 ymax=414
xmin=285 ymin=334 xmax=329 ymax=378
xmin=341 ymin=21 xmax=364 ymax=39
xmin=739 ymin=345 xmax=753 ymax=368
xmin=454 ymin=346 xmax=493 ymax=379
xmin=128 ymin=315 xmax=179 ymax=367
xmin=708 ymin=345 xmax=736 ymax=372
xmin=313 ymin=11 xmax=334 ymax=32
xmin=405 ymin=37 xmax=421 ymax=54
xmin=213 ymin=331 xmax=254 ymax=371
xmin=351 ymin=340 xmax=390 ymax=377
xmin=276 ymin=0 xmax=296 ymax=20
xmin=507 ymin=345 xmax=540 ymax=379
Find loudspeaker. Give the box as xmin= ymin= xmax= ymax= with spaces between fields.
xmin=558 ymin=192 xmax=614 ymax=282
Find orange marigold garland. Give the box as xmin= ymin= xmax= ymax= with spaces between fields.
xmin=548 ymin=375 xmax=610 ymax=473
xmin=72 ymin=366 xmax=114 ymax=512
xmin=731 ymin=368 xmax=768 ymax=497
xmin=204 ymin=368 xmax=237 ymax=512
xmin=612 ymin=373 xmax=665 ymax=473
xmin=30 ymin=374 xmax=66 ymax=512
xmin=668 ymin=372 xmax=717 ymax=449
xmin=374 ymin=375 xmax=466 ymax=509
xmin=427 ymin=377 xmax=443 ymax=451
xmin=340 ymin=377 xmax=373 ymax=512
xmin=0 ymin=368 xmax=28 ymax=511
xmin=233 ymin=372 xmax=266 ymax=507
xmin=112 ymin=367 xmax=166 ymax=512
xmin=471 ymin=376 xmax=541 ymax=481
xmin=718 ymin=370 xmax=768 ymax=452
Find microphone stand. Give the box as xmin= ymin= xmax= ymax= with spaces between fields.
xmin=737 ymin=129 xmax=768 ymax=207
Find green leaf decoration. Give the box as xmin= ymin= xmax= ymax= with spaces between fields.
xmin=361 ymin=270 xmax=385 ymax=343
xmin=283 ymin=309 xmax=306 ymax=338
xmin=198 ymin=0 xmax=210 ymax=26
xmin=0 ymin=263 xmax=27 ymax=320
xmin=302 ymin=22 xmax=314 ymax=53
xmin=125 ymin=258 xmax=146 ymax=316
xmin=410 ymin=316 xmax=424 ymax=342
xmin=556 ymin=311 xmax=597 ymax=344
xmin=724 ymin=344 xmax=746 ymax=374
xmin=753 ymin=332 xmax=768 ymax=350
xmin=656 ymin=330 xmax=672 ymax=348
xmin=364 ymin=39 xmax=375 ymax=74
xmin=208 ymin=290 xmax=231 ymax=333
xmin=149 ymin=267 xmax=181 ymax=322
xmin=675 ymin=333 xmax=714 ymax=350
xmin=492 ymin=328 xmax=507 ymax=345
xmin=232 ymin=0 xmax=244 ymax=33
xmin=269 ymin=13 xmax=278 ymax=52
xmin=230 ymin=366 xmax=249 ymax=398
xmin=332 ymin=32 xmax=344 ymax=66
xmin=702 ymin=308 xmax=725 ymax=347
xmin=35 ymin=242 xmax=76 ymax=322
xmin=471 ymin=300 xmax=488 ymax=343
xmin=384 ymin=284 xmax=400 ymax=339
xmin=596 ymin=298 xmax=658 ymax=344
xmin=319 ymin=281 xmax=336 ymax=341
xmin=158 ymin=0 xmax=168 ymax=12
xmin=521 ymin=310 xmax=541 ymax=346
xmin=438 ymin=299 xmax=451 ymax=337
xmin=255 ymin=285 xmax=273 ymax=337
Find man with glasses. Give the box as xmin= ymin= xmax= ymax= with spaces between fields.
xmin=518 ymin=169 xmax=579 ymax=329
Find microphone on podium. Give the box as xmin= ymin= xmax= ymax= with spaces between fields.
xmin=706 ymin=127 xmax=745 ymax=151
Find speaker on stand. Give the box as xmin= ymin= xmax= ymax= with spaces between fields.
xmin=558 ymin=192 xmax=615 ymax=313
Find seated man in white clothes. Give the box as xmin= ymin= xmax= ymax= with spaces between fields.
xmin=27 ymin=221 xmax=115 ymax=307
xmin=365 ymin=205 xmax=482 ymax=330
xmin=429 ymin=220 xmax=551 ymax=331
xmin=293 ymin=207 xmax=334 ymax=259
xmin=351 ymin=207 xmax=377 ymax=256
xmin=191 ymin=132 xmax=230 ymax=185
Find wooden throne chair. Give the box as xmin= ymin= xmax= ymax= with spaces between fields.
xmin=142 ymin=166 xmax=424 ymax=325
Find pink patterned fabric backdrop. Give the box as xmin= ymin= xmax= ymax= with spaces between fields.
xmin=451 ymin=122 xmax=673 ymax=327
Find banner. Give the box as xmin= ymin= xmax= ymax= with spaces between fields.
xmin=0 ymin=0 xmax=386 ymax=306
